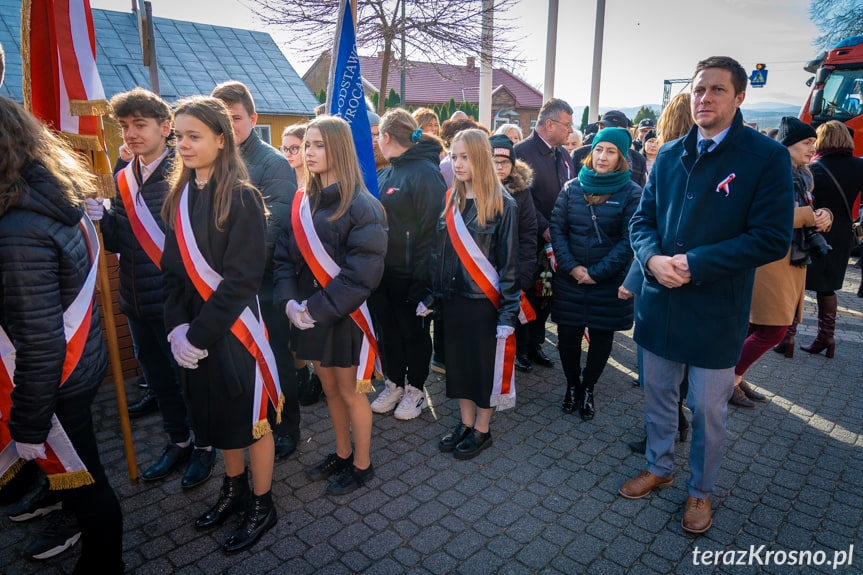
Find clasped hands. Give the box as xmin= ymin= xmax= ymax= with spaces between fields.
xmin=813 ymin=209 xmax=832 ymax=232
xmin=168 ymin=324 xmax=208 ymax=369
xmin=647 ymin=254 xmax=691 ymax=289
xmin=287 ymin=300 xmax=316 ymax=330
xmin=570 ymin=266 xmax=596 ymax=285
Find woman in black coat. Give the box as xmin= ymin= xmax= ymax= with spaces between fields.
xmin=273 ymin=116 xmax=387 ymax=495
xmin=0 ymin=96 xmax=123 ymax=572
xmin=796 ymin=121 xmax=863 ymax=358
xmin=550 ymin=128 xmax=641 ymax=420
xmin=161 ymin=97 xmax=275 ymax=553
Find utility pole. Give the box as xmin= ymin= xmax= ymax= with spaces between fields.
xmin=543 ymin=0 xmax=558 ymax=101
xmin=588 ymin=0 xmax=605 ymax=123
xmin=400 ymin=0 xmax=406 ymax=108
xmin=478 ymin=0 xmax=493 ymax=127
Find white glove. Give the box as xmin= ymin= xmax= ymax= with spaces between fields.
xmin=286 ymin=300 xmax=316 ymax=330
xmin=84 ymin=197 xmax=105 ymax=221
xmin=496 ymin=325 xmax=515 ymax=339
xmin=416 ymin=302 xmax=433 ymax=317
xmin=168 ymin=324 xmax=208 ymax=369
xmin=16 ymin=442 xmax=46 ymax=460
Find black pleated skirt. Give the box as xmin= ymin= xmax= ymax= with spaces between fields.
xmin=441 ymin=295 xmax=498 ymax=409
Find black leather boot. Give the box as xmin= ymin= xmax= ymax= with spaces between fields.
xmin=579 ymin=387 xmax=595 ymax=421
xmin=195 ymin=470 xmax=250 ymax=530
xmin=223 ymin=491 xmax=277 ymax=553
xmin=561 ymin=385 xmax=577 ymax=413
xmin=677 ymin=401 xmax=690 ymax=442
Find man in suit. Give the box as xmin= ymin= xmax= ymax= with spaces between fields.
xmin=513 ymin=99 xmax=576 ymax=371
xmin=620 ymin=56 xmax=794 ymax=534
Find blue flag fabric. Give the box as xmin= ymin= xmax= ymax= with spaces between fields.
xmin=329 ymin=6 xmax=379 ymax=198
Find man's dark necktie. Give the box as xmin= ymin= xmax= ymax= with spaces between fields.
xmin=698 ymin=138 xmax=714 ymax=156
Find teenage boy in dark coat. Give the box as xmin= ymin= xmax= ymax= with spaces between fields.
xmin=212 ymin=81 xmax=300 ymax=460
xmin=513 ymin=99 xmax=576 ymax=369
xmin=620 ymin=57 xmax=794 ymax=535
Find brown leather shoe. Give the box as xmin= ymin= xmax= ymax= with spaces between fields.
xmin=619 ymin=470 xmax=673 ymax=499
xmin=738 ymin=380 xmax=766 ymax=402
xmin=729 ymin=386 xmax=756 ymax=408
xmin=682 ymin=496 xmax=712 ymax=533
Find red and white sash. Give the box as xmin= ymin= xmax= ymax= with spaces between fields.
xmin=290 ymin=189 xmax=380 ymax=392
xmin=445 ymin=191 xmax=527 ymax=410
xmin=117 ymin=160 xmax=165 ymax=269
xmin=175 ymin=184 xmax=282 ymax=438
xmin=0 ymin=216 xmax=100 ymax=491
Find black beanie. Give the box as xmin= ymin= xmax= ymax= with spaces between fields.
xmin=489 ymin=134 xmax=516 ymax=165
xmin=778 ymin=116 xmax=816 ymax=148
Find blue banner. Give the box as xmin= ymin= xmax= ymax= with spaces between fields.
xmin=329 ymin=5 xmax=379 ymax=197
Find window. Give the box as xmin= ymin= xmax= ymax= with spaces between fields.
xmin=253 ymin=125 xmax=272 ymax=145
xmin=530 ymin=120 xmax=537 ymax=129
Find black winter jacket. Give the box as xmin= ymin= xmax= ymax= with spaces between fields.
xmin=502 ymin=159 xmax=538 ymax=291
xmin=101 ymin=150 xmax=173 ymax=322
xmin=550 ymin=179 xmax=641 ymax=331
xmin=273 ymin=184 xmax=388 ymax=325
xmin=514 ymin=131 xmax=576 ymax=240
xmin=240 ymin=130 xmax=298 ymax=303
xmin=572 ymin=145 xmax=648 ymax=188
xmin=430 ymin=193 xmax=521 ymax=328
xmin=376 ymin=138 xmax=447 ymax=302
xmin=0 ymin=162 xmax=108 ymax=444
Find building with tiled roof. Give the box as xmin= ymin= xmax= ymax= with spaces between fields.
xmin=304 ymin=51 xmax=544 ymax=130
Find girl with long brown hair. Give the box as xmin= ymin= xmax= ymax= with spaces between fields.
xmin=428 ymin=129 xmax=520 ymax=460
xmin=273 ymin=116 xmax=387 ymax=495
xmin=161 ymin=96 xmax=277 ymax=553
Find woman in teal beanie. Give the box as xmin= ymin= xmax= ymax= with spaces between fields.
xmin=549 ymin=128 xmax=642 ymax=419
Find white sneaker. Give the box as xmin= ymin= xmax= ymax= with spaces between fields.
xmin=394 ymin=384 xmax=426 ymax=420
xmin=370 ymin=380 xmax=404 ymax=413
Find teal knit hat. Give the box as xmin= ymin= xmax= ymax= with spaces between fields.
xmin=591 ymin=127 xmax=632 ymax=155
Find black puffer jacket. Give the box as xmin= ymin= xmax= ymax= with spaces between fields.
xmin=502 ymin=159 xmax=538 ymax=291
xmin=240 ymin=130 xmax=298 ymax=303
xmin=0 ymin=162 xmax=107 ymax=444
xmin=273 ymin=184 xmax=388 ymax=325
xmin=550 ymin=179 xmax=641 ymax=331
xmin=430 ymin=192 xmax=521 ymax=328
xmin=101 ymin=150 xmax=173 ymax=322
xmin=377 ymin=138 xmax=446 ymax=302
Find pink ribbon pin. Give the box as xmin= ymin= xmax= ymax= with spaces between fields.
xmin=716 ymin=173 xmax=736 ymax=196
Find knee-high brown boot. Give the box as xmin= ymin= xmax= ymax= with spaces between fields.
xmin=800 ymin=294 xmax=837 ymax=358
xmin=772 ymin=319 xmax=798 ymax=358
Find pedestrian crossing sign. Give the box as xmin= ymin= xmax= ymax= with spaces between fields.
xmin=750 ymin=64 xmax=767 ymax=88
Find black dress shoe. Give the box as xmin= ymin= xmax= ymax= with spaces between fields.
xmin=527 ymin=349 xmax=554 ymax=368
xmin=579 ymin=390 xmax=595 ymax=421
xmin=454 ymin=429 xmax=492 ymax=460
xmin=141 ymin=443 xmax=193 ymax=481
xmin=325 ymin=463 xmax=375 ymax=495
xmin=128 ymin=391 xmax=158 ymax=418
xmin=195 ymin=471 xmax=250 ymax=530
xmin=306 ymin=453 xmax=353 ymax=481
xmin=298 ymin=373 xmax=323 ymax=406
xmin=439 ymin=423 xmax=472 ymax=453
xmin=514 ymin=355 xmax=532 ymax=373
xmin=223 ymin=491 xmax=277 ymax=553
xmin=182 ymin=448 xmax=216 ymax=488
xmin=562 ymin=385 xmax=576 ymax=413
xmin=274 ymin=435 xmax=297 ymax=460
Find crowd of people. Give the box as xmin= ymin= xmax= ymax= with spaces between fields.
xmin=1 ymin=48 xmax=861 ymax=571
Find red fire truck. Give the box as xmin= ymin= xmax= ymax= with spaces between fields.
xmin=801 ymin=35 xmax=863 ymax=156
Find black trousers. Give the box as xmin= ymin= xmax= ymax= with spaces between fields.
xmin=370 ymin=275 xmax=432 ymax=389
xmin=524 ymin=287 xmax=551 ymax=351
xmin=55 ymin=387 xmax=124 ymax=573
xmin=557 ymin=324 xmax=615 ymax=392
xmin=261 ymin=299 xmax=300 ymax=441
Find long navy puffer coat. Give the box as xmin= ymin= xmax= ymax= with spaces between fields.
xmin=550 ymin=179 xmax=641 ymax=331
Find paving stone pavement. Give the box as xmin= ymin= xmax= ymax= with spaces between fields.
xmin=2 ymin=267 xmax=862 ymax=574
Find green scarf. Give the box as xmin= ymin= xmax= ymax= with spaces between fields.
xmin=577 ymin=166 xmax=632 ymax=195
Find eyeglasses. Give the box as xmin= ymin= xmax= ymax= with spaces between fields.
xmin=493 ymin=159 xmax=510 ymax=168
xmin=280 ymin=145 xmax=301 ymax=155
xmin=549 ymin=118 xmax=574 ymax=129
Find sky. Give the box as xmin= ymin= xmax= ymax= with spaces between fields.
xmin=89 ymin=0 xmax=823 ymax=109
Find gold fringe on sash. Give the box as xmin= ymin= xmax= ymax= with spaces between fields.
xmin=275 ymin=393 xmax=285 ymax=425
xmin=0 ymin=458 xmax=27 ymax=488
xmin=69 ymin=99 xmax=112 ymax=117
xmin=59 ymin=132 xmax=103 ymax=152
xmin=96 ymin=173 xmax=117 ymax=198
xmin=47 ymin=470 xmax=94 ymax=491
xmin=355 ymin=378 xmax=375 ymax=394
xmin=252 ymin=419 xmax=272 ymax=440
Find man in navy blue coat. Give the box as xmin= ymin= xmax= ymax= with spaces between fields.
xmin=619 ymin=57 xmax=794 ymax=534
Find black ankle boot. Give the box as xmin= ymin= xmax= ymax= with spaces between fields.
xmin=223 ymin=491 xmax=277 ymax=553
xmin=579 ymin=388 xmax=595 ymax=421
xmin=195 ymin=470 xmax=250 ymax=530
xmin=677 ymin=402 xmax=690 ymax=443
xmin=561 ymin=385 xmax=577 ymax=413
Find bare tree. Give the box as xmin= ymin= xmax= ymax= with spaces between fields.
xmin=245 ymin=0 xmax=523 ymax=115
xmin=809 ymin=0 xmax=863 ymax=49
